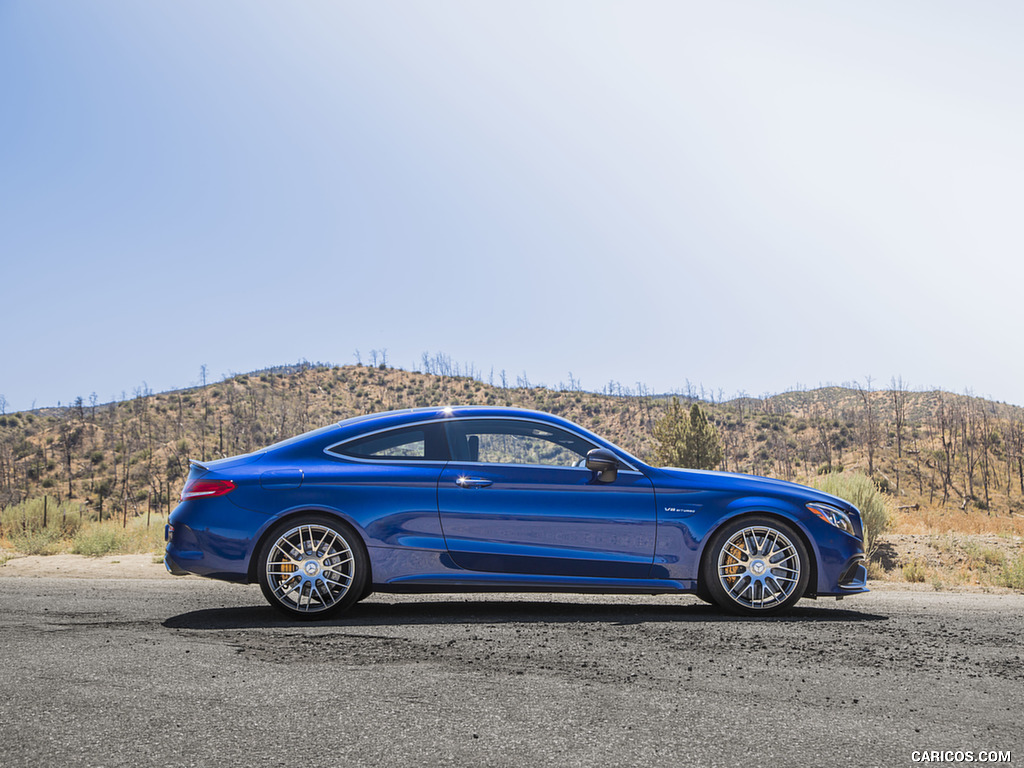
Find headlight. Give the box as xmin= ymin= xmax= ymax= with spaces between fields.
xmin=807 ymin=502 xmax=855 ymax=536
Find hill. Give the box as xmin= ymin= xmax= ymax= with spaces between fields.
xmin=1 ymin=364 xmax=1023 ymax=538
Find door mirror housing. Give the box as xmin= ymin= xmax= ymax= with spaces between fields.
xmin=586 ymin=448 xmax=619 ymax=483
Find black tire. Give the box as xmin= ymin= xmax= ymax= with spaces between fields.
xmin=257 ymin=514 xmax=369 ymax=620
xmin=694 ymin=581 xmax=715 ymax=606
xmin=701 ymin=515 xmax=810 ymax=616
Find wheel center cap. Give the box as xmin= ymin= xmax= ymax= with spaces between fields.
xmin=751 ymin=560 xmax=767 ymax=576
xmin=303 ymin=560 xmax=320 ymax=577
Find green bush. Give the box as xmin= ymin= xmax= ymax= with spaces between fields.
xmin=72 ymin=525 xmax=120 ymax=557
xmin=1000 ymin=554 xmax=1024 ymax=591
xmin=903 ymin=559 xmax=927 ymax=583
xmin=811 ymin=472 xmax=892 ymax=558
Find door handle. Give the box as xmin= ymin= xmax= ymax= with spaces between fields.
xmin=455 ymin=476 xmax=493 ymax=489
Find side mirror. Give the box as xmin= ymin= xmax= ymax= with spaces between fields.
xmin=586 ymin=448 xmax=619 ymax=483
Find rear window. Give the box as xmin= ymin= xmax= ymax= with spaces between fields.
xmin=327 ymin=424 xmax=448 ymax=461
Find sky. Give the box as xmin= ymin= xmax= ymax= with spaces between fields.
xmin=2 ymin=1 xmax=1023 ymax=412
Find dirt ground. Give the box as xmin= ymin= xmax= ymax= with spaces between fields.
xmin=3 ymin=533 xmax=1020 ymax=594
xmin=0 ymin=552 xmax=173 ymax=579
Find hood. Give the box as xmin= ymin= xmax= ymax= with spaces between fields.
xmin=652 ymin=466 xmax=854 ymax=510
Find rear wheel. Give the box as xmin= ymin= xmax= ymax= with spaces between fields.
xmin=702 ymin=516 xmax=809 ymax=616
xmin=257 ymin=515 xmax=368 ymax=620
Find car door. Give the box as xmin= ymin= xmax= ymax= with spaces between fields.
xmin=437 ymin=418 xmax=657 ymax=579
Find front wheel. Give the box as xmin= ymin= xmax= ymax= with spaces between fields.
xmin=701 ymin=516 xmax=810 ymax=616
xmin=257 ymin=515 xmax=369 ymax=620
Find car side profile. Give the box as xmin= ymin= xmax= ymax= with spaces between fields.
xmin=165 ymin=406 xmax=868 ymax=618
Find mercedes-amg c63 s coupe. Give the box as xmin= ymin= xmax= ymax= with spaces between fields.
xmin=165 ymin=406 xmax=868 ymax=618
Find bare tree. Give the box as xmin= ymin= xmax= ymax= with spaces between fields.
xmin=856 ymin=379 xmax=878 ymax=476
xmin=1009 ymin=417 xmax=1024 ymax=497
xmin=935 ymin=395 xmax=958 ymax=506
xmin=57 ymin=409 xmax=82 ymax=498
xmin=891 ymin=376 xmax=908 ymax=492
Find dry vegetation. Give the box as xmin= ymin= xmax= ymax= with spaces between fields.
xmin=1 ymin=362 xmax=1022 ymax=584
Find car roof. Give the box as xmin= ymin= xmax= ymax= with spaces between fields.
xmin=336 ymin=405 xmax=555 ymax=425
xmin=332 ymin=406 xmax=572 ymax=434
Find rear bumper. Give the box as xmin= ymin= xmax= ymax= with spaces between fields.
xmin=163 ymin=551 xmax=192 ymax=576
xmin=165 ymin=497 xmax=266 ymax=583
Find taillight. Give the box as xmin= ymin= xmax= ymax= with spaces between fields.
xmin=180 ymin=478 xmax=236 ymax=501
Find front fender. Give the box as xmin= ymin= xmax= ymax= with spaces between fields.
xmin=652 ymin=495 xmax=822 ymax=591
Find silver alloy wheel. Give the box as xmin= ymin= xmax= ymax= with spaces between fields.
xmin=265 ymin=524 xmax=355 ymax=613
xmin=717 ymin=525 xmax=800 ymax=610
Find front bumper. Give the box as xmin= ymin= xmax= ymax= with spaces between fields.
xmin=838 ymin=557 xmax=868 ymax=591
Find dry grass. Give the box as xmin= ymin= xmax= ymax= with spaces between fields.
xmin=0 ymin=497 xmax=166 ymax=557
xmin=71 ymin=517 xmax=166 ymax=557
xmin=879 ymin=530 xmax=1024 ymax=589
xmin=888 ymin=506 xmax=1024 ymax=537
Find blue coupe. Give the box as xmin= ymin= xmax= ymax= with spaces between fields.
xmin=165 ymin=406 xmax=868 ymax=618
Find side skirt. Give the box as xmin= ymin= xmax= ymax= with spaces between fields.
xmin=375 ymin=574 xmax=695 ymax=595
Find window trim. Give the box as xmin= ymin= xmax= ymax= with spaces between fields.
xmin=323 ymin=421 xmax=448 ymax=464
xmin=323 ymin=415 xmax=642 ymax=473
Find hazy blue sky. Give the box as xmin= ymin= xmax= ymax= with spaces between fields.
xmin=2 ymin=1 xmax=1023 ymax=412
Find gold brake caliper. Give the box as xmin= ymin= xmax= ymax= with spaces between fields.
xmin=722 ymin=542 xmax=743 ymax=588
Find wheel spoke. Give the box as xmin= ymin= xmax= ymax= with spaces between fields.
xmin=309 ymin=578 xmax=324 ymax=606
xmin=271 ymin=542 xmax=301 ymax=565
xmin=721 ymin=549 xmax=744 ymax=565
xmin=326 ymin=530 xmax=342 ymax=555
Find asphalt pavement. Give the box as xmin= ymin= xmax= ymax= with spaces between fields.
xmin=0 ymin=577 xmax=1020 ymax=767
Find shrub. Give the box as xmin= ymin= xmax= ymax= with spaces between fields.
xmin=72 ymin=517 xmax=166 ymax=557
xmin=903 ymin=559 xmax=927 ymax=583
xmin=10 ymin=527 xmax=65 ymax=555
xmin=811 ymin=472 xmax=892 ymax=558
xmin=1000 ymin=554 xmax=1024 ymax=591
xmin=1 ymin=497 xmax=84 ymax=540
xmin=866 ymin=560 xmax=887 ymax=580
xmin=962 ymin=540 xmax=1005 ymax=569
xmin=72 ymin=525 xmax=120 ymax=557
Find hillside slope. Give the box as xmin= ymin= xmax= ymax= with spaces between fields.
xmin=1 ymin=364 xmax=1022 ymax=537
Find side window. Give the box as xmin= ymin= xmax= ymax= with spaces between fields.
xmin=328 ymin=424 xmax=448 ymax=461
xmin=445 ymin=419 xmax=596 ymax=468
